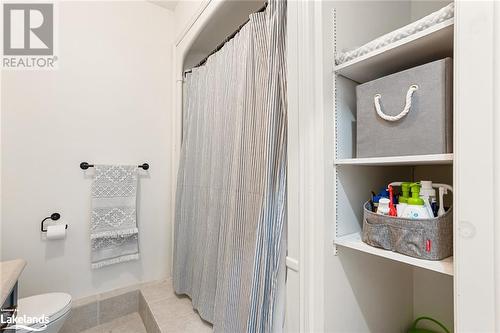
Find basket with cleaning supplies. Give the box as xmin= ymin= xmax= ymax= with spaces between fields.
xmin=363 ymin=181 xmax=453 ymax=260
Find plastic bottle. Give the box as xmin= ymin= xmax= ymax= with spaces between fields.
xmin=420 ymin=181 xmax=436 ymax=200
xmin=377 ymin=198 xmax=390 ymax=215
xmin=396 ymin=182 xmax=411 ymax=217
xmin=372 ymin=187 xmax=395 ymax=212
xmin=438 ymin=187 xmax=448 ymax=216
xmin=401 ymin=183 xmax=432 ymax=219
xmin=419 ymin=181 xmax=436 ymax=218
xmin=431 ymin=197 xmax=438 ymax=217
xmin=388 ymin=185 xmax=397 ymax=216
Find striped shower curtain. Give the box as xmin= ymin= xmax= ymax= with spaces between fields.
xmin=172 ymin=0 xmax=287 ymax=332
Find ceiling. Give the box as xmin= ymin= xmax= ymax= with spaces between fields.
xmin=149 ymin=0 xmax=178 ymax=11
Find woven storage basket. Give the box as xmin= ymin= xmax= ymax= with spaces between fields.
xmin=362 ymin=202 xmax=452 ymax=260
xmin=356 ymin=58 xmax=453 ymax=158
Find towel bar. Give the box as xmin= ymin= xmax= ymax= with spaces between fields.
xmin=80 ymin=162 xmax=149 ymax=170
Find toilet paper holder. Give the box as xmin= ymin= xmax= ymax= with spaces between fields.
xmin=41 ymin=213 xmax=68 ymax=232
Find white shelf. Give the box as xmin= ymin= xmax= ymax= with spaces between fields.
xmin=334 ymin=18 xmax=454 ymax=83
xmin=335 ymin=232 xmax=453 ymax=276
xmin=334 ymin=153 xmax=453 ymax=166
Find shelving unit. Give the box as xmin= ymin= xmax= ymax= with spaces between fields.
xmin=329 ymin=2 xmax=456 ymax=331
xmin=333 ymin=16 xmax=455 ymax=271
xmin=334 ymin=18 xmax=453 ymax=83
xmin=333 ymin=16 xmax=455 ymax=273
xmin=335 ymin=232 xmax=453 ymax=276
xmin=288 ymin=0 xmax=498 ymax=331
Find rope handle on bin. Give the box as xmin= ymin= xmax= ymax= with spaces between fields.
xmin=374 ymin=84 xmax=418 ymax=122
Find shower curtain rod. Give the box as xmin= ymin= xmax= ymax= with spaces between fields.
xmin=183 ymin=1 xmax=268 ymax=76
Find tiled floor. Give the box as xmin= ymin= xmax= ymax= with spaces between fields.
xmin=141 ymin=279 xmax=213 ymax=333
xmin=81 ymin=313 xmax=146 ymax=333
xmin=72 ymin=279 xmax=212 ymax=333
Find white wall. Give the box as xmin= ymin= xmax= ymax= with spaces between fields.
xmin=174 ymin=0 xmax=207 ymax=43
xmin=1 ymin=1 xmax=174 ymax=299
xmin=334 ymin=1 xmax=411 ymax=53
xmin=413 ymin=268 xmax=454 ymax=330
xmin=410 ymin=0 xmax=452 ymax=21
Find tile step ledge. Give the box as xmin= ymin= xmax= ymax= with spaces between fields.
xmin=61 ymin=280 xmax=212 ymax=333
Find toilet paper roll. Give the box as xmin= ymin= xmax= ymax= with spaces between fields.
xmin=46 ymin=224 xmax=67 ymax=240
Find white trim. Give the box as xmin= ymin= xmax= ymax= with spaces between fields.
xmin=287 ymin=1 xmax=327 ymax=331
xmin=285 ymin=257 xmax=299 ymax=272
xmin=454 ymin=1 xmax=496 ymax=330
xmin=312 ymin=2 xmax=326 ymax=332
xmin=285 ymin=1 xmax=302 ymax=332
xmin=495 ymin=1 xmax=500 ymax=329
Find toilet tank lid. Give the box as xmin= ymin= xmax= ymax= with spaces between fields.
xmin=17 ymin=292 xmax=71 ymax=322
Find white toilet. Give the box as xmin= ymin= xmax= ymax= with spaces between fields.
xmin=15 ymin=293 xmax=72 ymax=333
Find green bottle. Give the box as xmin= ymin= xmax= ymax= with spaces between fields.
xmin=407 ymin=183 xmax=424 ymax=206
xmin=399 ymin=182 xmax=411 ymax=204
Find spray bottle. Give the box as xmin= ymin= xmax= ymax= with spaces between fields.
xmin=388 ymin=185 xmax=397 ymax=217
xmin=433 ymin=183 xmax=453 ymax=216
xmin=437 ymin=187 xmax=448 ymax=216
xmin=419 ymin=181 xmax=436 ymax=218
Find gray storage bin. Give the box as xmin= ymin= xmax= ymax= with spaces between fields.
xmin=362 ymin=202 xmax=453 ymax=260
xmin=356 ymin=58 xmax=453 ymax=158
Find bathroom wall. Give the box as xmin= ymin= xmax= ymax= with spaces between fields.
xmin=1 ymin=1 xmax=174 ymax=299
xmin=174 ymin=0 xmax=208 ymax=42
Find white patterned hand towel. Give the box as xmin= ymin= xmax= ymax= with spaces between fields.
xmin=91 ymin=165 xmax=139 ymax=269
